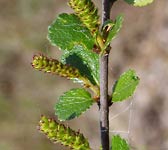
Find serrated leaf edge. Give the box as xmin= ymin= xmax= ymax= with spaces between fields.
xmin=55 ymin=88 xmax=94 ymax=121
xmin=112 ymin=69 xmax=140 ymax=102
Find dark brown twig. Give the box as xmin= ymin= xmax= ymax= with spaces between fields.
xmin=100 ymin=0 xmax=117 ymax=149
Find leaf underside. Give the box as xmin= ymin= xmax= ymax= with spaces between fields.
xmin=104 ymin=15 xmax=123 ymax=49
xmin=124 ymin=0 xmax=154 ymax=7
xmin=112 ymin=69 xmax=139 ymax=102
xmin=111 ymin=135 xmax=130 ymax=150
xmin=55 ymin=88 xmax=94 ymax=121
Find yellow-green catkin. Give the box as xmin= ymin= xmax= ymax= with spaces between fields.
xmin=32 ymin=54 xmax=81 ymax=79
xmin=39 ymin=115 xmax=91 ymax=150
xmin=69 ymin=0 xmax=100 ymax=34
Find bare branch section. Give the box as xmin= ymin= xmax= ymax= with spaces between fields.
xmin=100 ymin=54 xmax=109 ymax=150
xmin=100 ymin=0 xmax=117 ymax=149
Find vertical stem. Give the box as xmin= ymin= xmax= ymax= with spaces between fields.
xmin=100 ymin=0 xmax=116 ymax=149
xmin=100 ymin=54 xmax=109 ymax=150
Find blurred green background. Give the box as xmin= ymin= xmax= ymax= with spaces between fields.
xmin=0 ymin=0 xmax=168 ymax=150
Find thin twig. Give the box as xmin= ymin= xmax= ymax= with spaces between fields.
xmin=100 ymin=54 xmax=109 ymax=150
xmin=100 ymin=0 xmax=117 ymax=149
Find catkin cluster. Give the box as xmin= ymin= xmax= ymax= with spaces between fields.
xmin=69 ymin=0 xmax=100 ymax=34
xmin=39 ymin=115 xmax=91 ymax=150
xmin=32 ymin=54 xmax=81 ymax=79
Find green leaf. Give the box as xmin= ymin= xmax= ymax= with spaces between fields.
xmin=61 ymin=45 xmax=99 ymax=85
xmin=47 ymin=13 xmax=99 ymax=85
xmin=112 ymin=69 xmax=139 ymax=102
xmin=124 ymin=0 xmax=154 ymax=7
xmin=104 ymin=15 xmax=123 ymax=49
xmin=55 ymin=88 xmax=94 ymax=121
xmin=111 ymin=135 xmax=130 ymax=150
xmin=48 ymin=13 xmax=94 ymax=51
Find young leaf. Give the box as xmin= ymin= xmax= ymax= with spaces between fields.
xmin=61 ymin=45 xmax=99 ymax=85
xmin=124 ymin=0 xmax=154 ymax=7
xmin=55 ymin=88 xmax=94 ymax=121
xmin=48 ymin=13 xmax=94 ymax=51
xmin=111 ymin=135 xmax=130 ymax=150
xmin=103 ymin=15 xmax=123 ymax=50
xmin=112 ymin=69 xmax=139 ymax=102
